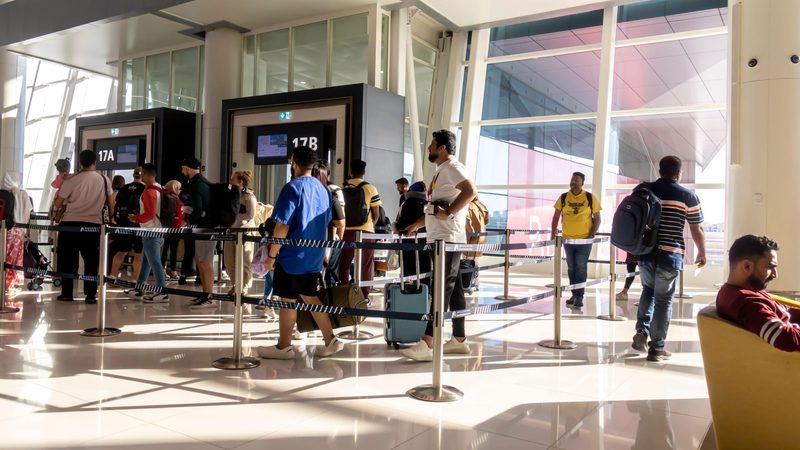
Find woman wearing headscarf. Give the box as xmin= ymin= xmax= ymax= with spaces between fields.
xmin=2 ymin=172 xmax=32 ymax=293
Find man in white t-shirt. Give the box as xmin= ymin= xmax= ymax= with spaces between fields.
xmin=401 ymin=129 xmax=476 ymax=362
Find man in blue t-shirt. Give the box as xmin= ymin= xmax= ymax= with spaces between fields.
xmin=256 ymin=146 xmax=343 ymax=360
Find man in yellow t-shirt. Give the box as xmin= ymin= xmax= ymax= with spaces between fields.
xmin=550 ymin=171 xmax=601 ymax=308
xmin=339 ymin=159 xmax=382 ymax=299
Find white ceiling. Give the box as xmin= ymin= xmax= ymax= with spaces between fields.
xmin=2 ymin=0 xmax=611 ymax=75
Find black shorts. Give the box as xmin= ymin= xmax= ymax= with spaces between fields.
xmin=110 ymin=235 xmax=143 ymax=255
xmin=272 ymin=263 xmax=323 ymax=299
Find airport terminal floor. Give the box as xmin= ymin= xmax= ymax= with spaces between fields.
xmin=0 ymin=270 xmax=716 ymax=450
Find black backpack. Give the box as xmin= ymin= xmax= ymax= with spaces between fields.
xmin=158 ymin=189 xmax=178 ymax=228
xmin=203 ymin=182 xmax=241 ymax=228
xmin=611 ymin=184 xmax=662 ymax=255
xmin=114 ymin=182 xmax=145 ymax=226
xmin=560 ymin=190 xmax=593 ymax=211
xmin=342 ymin=181 xmax=370 ymax=227
xmin=0 ymin=190 xmax=15 ymax=227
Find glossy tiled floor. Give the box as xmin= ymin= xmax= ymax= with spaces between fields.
xmin=0 ymin=270 xmax=716 ymax=449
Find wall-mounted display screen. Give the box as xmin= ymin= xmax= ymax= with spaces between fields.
xmin=94 ymin=136 xmax=145 ymax=170
xmin=247 ymin=121 xmax=334 ymax=165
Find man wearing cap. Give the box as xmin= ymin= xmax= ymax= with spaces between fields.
xmin=180 ymin=157 xmax=216 ymax=310
xmin=109 ymin=166 xmax=145 ymax=289
xmin=395 ymin=177 xmax=410 ymax=207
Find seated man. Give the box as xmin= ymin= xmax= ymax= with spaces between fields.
xmin=716 ymin=234 xmax=800 ymax=351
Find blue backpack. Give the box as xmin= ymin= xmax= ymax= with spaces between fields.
xmin=611 ymin=184 xmax=661 ymax=255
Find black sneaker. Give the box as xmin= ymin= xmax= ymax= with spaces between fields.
xmin=56 ymin=295 xmax=74 ymax=302
xmin=85 ymin=296 xmax=97 ymax=304
xmin=572 ymin=298 xmax=584 ymax=308
xmin=647 ymin=348 xmax=672 ymax=361
xmin=194 ymin=277 xmax=202 ymax=286
xmin=566 ymin=297 xmax=575 ymax=305
xmin=632 ymin=331 xmax=648 ymax=352
xmin=178 ymin=276 xmax=187 ymax=285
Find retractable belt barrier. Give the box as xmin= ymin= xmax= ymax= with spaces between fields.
xmin=13 ymin=223 xmax=100 ymax=233
xmin=3 ymin=263 xmax=99 ymax=282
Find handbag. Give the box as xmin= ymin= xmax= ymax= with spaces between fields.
xmin=296 ymin=284 xmax=367 ymax=332
xmin=251 ymin=243 xmax=271 ymax=277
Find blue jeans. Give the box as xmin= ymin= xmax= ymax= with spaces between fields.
xmin=138 ymin=237 xmax=166 ymax=289
xmin=263 ymin=270 xmax=273 ymax=298
xmin=635 ymin=260 xmax=679 ymax=350
xmin=564 ymin=243 xmax=592 ymax=300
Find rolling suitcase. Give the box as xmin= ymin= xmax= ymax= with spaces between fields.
xmin=384 ymin=236 xmax=429 ymax=349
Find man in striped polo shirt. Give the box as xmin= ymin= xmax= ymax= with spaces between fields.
xmin=632 ymin=156 xmax=707 ymax=361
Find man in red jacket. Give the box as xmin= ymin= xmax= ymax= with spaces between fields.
xmin=716 ymin=235 xmax=800 ymax=351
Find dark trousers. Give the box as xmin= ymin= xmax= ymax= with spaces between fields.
xmin=181 ymin=239 xmax=196 ymax=276
xmin=424 ymin=250 xmax=466 ymax=338
xmin=57 ymin=221 xmax=100 ymax=298
xmin=161 ymin=238 xmax=180 ymax=271
xmin=624 ymin=261 xmax=638 ymax=290
xmin=339 ymin=230 xmax=374 ymax=299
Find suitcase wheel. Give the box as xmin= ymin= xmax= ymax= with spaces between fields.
xmin=53 ymin=279 xmax=61 ymax=287
xmin=393 ymin=342 xmax=400 ymax=350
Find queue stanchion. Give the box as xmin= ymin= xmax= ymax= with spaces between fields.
xmin=674 ymin=265 xmax=692 ymax=299
xmin=408 ymin=239 xmax=463 ymax=402
xmin=338 ymin=230 xmax=374 ymax=340
xmin=0 ymin=220 xmax=20 ymax=314
xmin=495 ymin=228 xmax=519 ymax=300
xmin=82 ymin=224 xmax=121 ymax=337
xmin=214 ymin=231 xmax=260 ymax=370
xmin=539 ymin=234 xmax=577 ymax=350
xmin=597 ymin=243 xmax=625 ymax=322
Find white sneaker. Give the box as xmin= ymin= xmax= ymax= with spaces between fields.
xmin=316 ymin=338 xmax=344 ymax=358
xmin=257 ymin=345 xmax=295 ymax=360
xmin=143 ymin=293 xmax=169 ymax=303
xmin=189 ymin=299 xmax=216 ymax=310
xmin=292 ymin=329 xmax=303 ymax=340
xmin=443 ymin=338 xmax=471 ymax=354
xmin=400 ymin=340 xmax=433 ymax=362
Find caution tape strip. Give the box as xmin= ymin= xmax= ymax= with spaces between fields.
xmin=3 ymin=263 xmax=98 ymax=282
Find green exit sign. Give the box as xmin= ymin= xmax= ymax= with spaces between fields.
xmin=278 ymin=111 xmax=293 ymax=121
xmin=110 ymin=128 xmax=120 ymax=136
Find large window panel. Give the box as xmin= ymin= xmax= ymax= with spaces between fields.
xmin=28 ymin=82 xmax=66 ymax=118
xmin=292 ymin=21 xmax=327 ymax=90
xmin=483 ymin=52 xmax=600 ymax=120
xmin=257 ymin=29 xmax=290 ymax=94
xmin=478 ymin=120 xmax=596 ymax=186
xmin=609 ymin=111 xmax=726 ymax=183
xmin=331 ymin=13 xmax=369 ymax=86
xmin=172 ymin=47 xmax=199 ymax=112
xmin=617 ymin=0 xmax=727 ymax=41
xmin=612 ymin=34 xmax=726 ymax=110
xmin=489 ymin=10 xmax=603 ymax=57
xmin=145 ymin=52 xmax=171 ymax=109
xmin=126 ymin=57 xmax=146 ymax=111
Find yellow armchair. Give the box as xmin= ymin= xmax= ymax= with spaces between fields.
xmin=697 ymin=305 xmax=800 ymax=450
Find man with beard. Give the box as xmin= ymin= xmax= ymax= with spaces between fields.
xmin=716 ymin=235 xmax=799 ymax=351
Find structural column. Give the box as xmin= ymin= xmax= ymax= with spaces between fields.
xmin=202 ymin=27 xmax=242 ymax=182
xmin=0 ymin=49 xmax=26 ymax=177
xmin=728 ymin=0 xmax=800 ymax=291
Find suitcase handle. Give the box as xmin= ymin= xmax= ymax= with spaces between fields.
xmin=399 ymin=233 xmax=422 ymax=292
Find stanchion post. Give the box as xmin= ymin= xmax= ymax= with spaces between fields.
xmin=597 ymin=243 xmax=626 ymax=322
xmin=408 ymin=239 xmax=464 ymax=402
xmin=213 ymin=231 xmax=260 ymax=370
xmin=539 ymin=234 xmax=577 ymax=349
xmin=82 ymin=224 xmax=121 ymax=337
xmin=495 ymin=228 xmax=519 ymax=300
xmin=0 ymin=220 xmax=20 ymax=314
xmin=338 ymin=230 xmax=374 ymax=340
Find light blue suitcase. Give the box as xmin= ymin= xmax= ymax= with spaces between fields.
xmin=384 ymin=238 xmax=429 ymax=349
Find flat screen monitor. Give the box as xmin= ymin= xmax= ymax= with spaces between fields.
xmin=256 ymin=134 xmax=288 ymax=159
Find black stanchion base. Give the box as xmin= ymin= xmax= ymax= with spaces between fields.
xmin=81 ymin=327 xmax=122 ymax=337
xmin=538 ymin=339 xmax=577 ymax=350
xmin=212 ymin=356 xmax=261 ymax=370
xmin=407 ymin=384 xmax=464 ymax=402
xmin=0 ymin=306 xmax=20 ymax=314
xmin=337 ymin=329 xmax=375 ymax=340
xmin=597 ymin=314 xmax=627 ymax=322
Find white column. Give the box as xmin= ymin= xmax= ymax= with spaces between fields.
xmin=458 ymin=28 xmax=490 ymax=180
xmin=436 ymin=32 xmax=467 ymax=133
xmin=202 ymin=27 xmax=242 ymax=182
xmin=405 ymin=10 xmax=425 ymax=183
xmin=367 ymin=4 xmax=382 ymax=88
xmin=728 ymin=0 xmax=800 ymax=291
xmin=389 ymin=8 xmax=408 ymax=96
xmin=0 ymin=50 xmax=26 ymax=177
xmin=590 ymin=5 xmax=618 ymax=206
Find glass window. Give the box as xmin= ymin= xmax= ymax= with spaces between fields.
xmin=199 ymin=46 xmax=205 ymax=109
xmin=381 ymin=14 xmax=390 ymax=89
xmin=617 ymin=0 xmax=728 ymax=41
xmin=489 ymin=10 xmax=603 ymax=57
xmin=242 ymin=35 xmax=255 ymax=97
xmin=292 ymin=21 xmax=327 ymax=90
xmin=413 ymin=39 xmax=437 ymax=66
xmin=145 ymin=52 xmax=171 ymax=109
xmin=129 ymin=57 xmax=146 ymax=111
xmin=172 ymin=46 xmax=199 ymax=111
xmin=414 ymin=61 xmax=435 ymax=124
xmin=459 ymin=67 xmax=468 ymax=122
xmin=257 ymin=29 xmax=290 ymax=95
xmin=483 ymin=51 xmax=601 ymax=120
xmin=612 ymin=34 xmax=726 ymax=110
xmin=608 ymin=111 xmax=726 ymax=183
xmin=477 ymin=120 xmax=597 ymax=186
xmin=331 ymin=13 xmax=369 ymax=86
xmin=28 ymin=82 xmax=66 ymax=118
